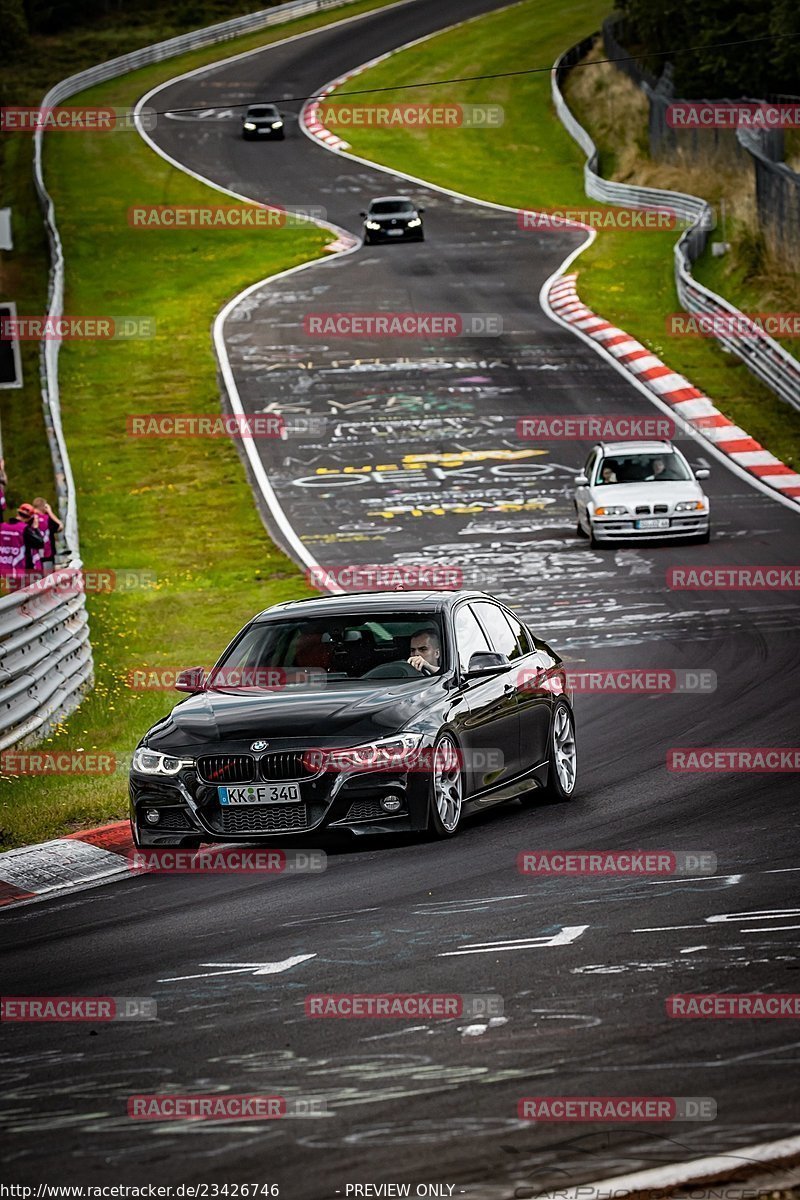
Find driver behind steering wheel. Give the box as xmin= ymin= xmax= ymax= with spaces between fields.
xmin=408 ymin=627 xmax=442 ymax=676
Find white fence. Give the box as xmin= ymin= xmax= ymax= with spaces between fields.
xmin=3 ymin=0 xmax=367 ymax=749
xmin=552 ymin=36 xmax=800 ymax=412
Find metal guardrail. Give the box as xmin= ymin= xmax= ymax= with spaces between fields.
xmin=551 ymin=38 xmax=800 ymax=412
xmin=3 ymin=0 xmax=366 ymax=751
xmin=0 ymin=569 xmax=93 ymax=752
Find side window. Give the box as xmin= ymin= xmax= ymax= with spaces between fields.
xmin=471 ymin=602 xmax=518 ymax=661
xmin=582 ymin=450 xmax=597 ymax=480
xmin=500 ymin=609 xmax=533 ymax=658
xmin=454 ymin=605 xmax=491 ymax=674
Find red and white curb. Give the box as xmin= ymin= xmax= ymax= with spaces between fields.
xmin=548 ymin=273 xmax=800 ymax=503
xmin=304 ymin=77 xmax=355 ymax=151
xmin=0 ymin=821 xmax=133 ymax=908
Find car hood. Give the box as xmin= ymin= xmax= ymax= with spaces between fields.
xmin=144 ymin=679 xmax=443 ymax=753
xmin=370 ymin=213 xmax=414 ymax=223
xmin=589 ymin=481 xmax=706 ymax=507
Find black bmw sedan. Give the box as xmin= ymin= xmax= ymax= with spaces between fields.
xmin=360 ymin=196 xmax=425 ymax=243
xmin=241 ymin=103 xmax=285 ymax=140
xmin=129 ymin=590 xmax=576 ymax=847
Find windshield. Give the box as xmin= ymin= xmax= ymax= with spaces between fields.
xmin=597 ymin=451 xmax=691 ymax=484
xmin=248 ymin=106 xmax=278 ymax=118
xmin=210 ymin=612 xmax=446 ymax=687
xmin=370 ymin=200 xmax=414 ymax=214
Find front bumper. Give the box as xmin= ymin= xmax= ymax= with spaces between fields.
xmin=129 ymin=759 xmax=430 ymax=845
xmin=364 ymin=225 xmax=423 ymax=242
xmin=591 ymin=514 xmax=709 ymax=542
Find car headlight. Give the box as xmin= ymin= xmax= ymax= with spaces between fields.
xmin=675 ymin=500 xmax=706 ymax=512
xmin=132 ymin=747 xmax=194 ymax=776
xmin=365 ymin=220 xmax=381 ymax=230
xmin=303 ymin=732 xmax=423 ymax=773
xmin=595 ymin=506 xmax=628 ymax=516
xmin=407 ymin=217 xmax=422 ymax=227
xmin=271 ymin=120 xmax=283 ymax=128
xmin=243 ymin=121 xmax=256 ymax=130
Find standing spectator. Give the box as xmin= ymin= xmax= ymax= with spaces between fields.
xmin=0 ymin=458 xmax=7 ymax=522
xmin=33 ymin=496 xmax=63 ymax=574
xmin=0 ymin=503 xmax=44 ymax=586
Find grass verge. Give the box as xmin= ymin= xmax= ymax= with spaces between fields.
xmin=0 ymin=0 xmax=399 ymax=849
xmin=322 ymin=0 xmax=800 ymax=467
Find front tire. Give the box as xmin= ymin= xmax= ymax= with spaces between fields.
xmin=427 ymin=734 xmax=464 ymax=838
xmin=542 ymin=700 xmax=577 ymax=801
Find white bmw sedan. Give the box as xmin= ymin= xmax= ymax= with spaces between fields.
xmin=574 ymin=440 xmax=710 ymax=547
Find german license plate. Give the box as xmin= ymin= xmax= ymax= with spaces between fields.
xmin=388 ymin=229 xmax=404 ymax=236
xmin=636 ymin=518 xmax=670 ymax=530
xmin=218 ymin=783 xmax=301 ymax=805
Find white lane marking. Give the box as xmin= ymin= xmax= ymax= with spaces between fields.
xmin=440 ymin=926 xmax=588 ymax=956
xmin=159 ymin=953 xmax=316 ymax=981
xmin=680 ymin=945 xmax=708 ymax=954
xmin=706 ymin=908 xmax=800 ymax=923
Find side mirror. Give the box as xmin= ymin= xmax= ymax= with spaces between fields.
xmin=359 ymin=211 xmax=367 ymax=218
xmin=574 ymin=473 xmax=589 ymax=487
xmin=695 ymin=468 xmax=710 ymax=480
xmin=466 ymin=651 xmax=510 ymax=678
xmin=418 ymin=207 xmax=425 ymax=214
xmin=175 ymin=667 xmax=205 ymax=693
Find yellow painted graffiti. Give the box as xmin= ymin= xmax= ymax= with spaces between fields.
xmin=367 ymin=499 xmax=554 ymax=519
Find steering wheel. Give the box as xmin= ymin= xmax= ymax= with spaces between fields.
xmin=362 ymin=660 xmax=423 ymax=679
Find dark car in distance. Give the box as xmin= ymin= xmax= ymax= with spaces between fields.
xmin=129 ymin=590 xmax=576 ymax=847
xmin=360 ymin=196 xmax=425 ymax=244
xmin=242 ymin=103 xmax=285 ymax=140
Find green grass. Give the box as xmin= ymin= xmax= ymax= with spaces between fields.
xmin=324 ymin=0 xmax=800 ymax=468
xmin=0 ymin=0 xmax=400 ymax=849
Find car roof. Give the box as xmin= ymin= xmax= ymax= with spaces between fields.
xmin=597 ymin=440 xmax=675 ymax=454
xmin=247 ymin=103 xmax=278 ymax=112
xmin=256 ymin=589 xmax=496 ymax=619
xmin=369 ymin=195 xmax=415 ymax=203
